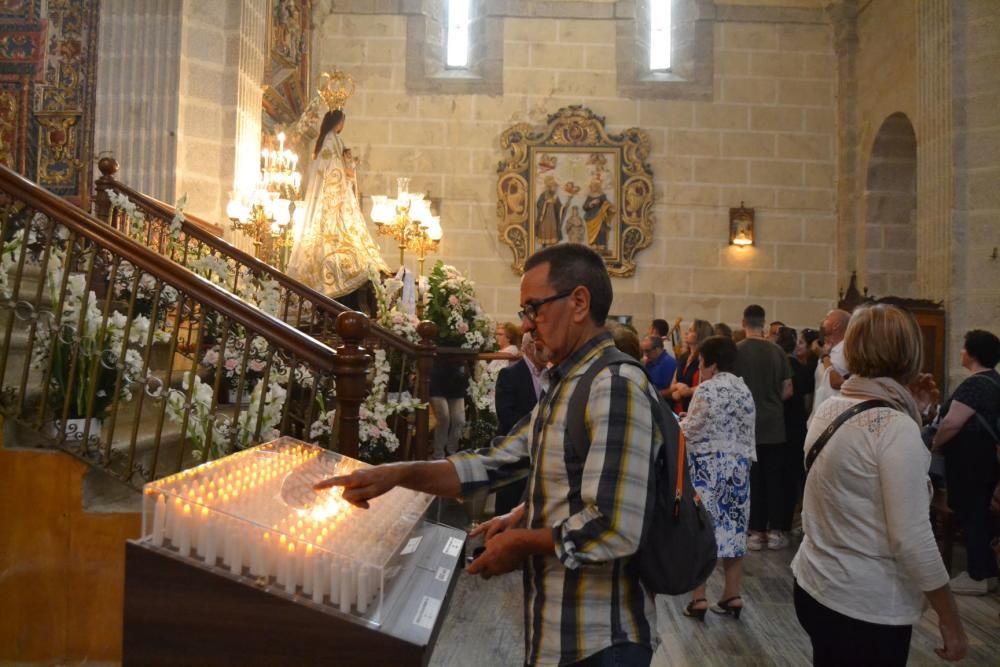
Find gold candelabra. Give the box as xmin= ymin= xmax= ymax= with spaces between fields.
xmin=370 ymin=177 xmax=442 ymax=273
xmin=227 ymin=132 xmax=304 ymax=271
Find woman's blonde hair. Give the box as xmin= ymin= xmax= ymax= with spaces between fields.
xmin=692 ymin=319 xmax=715 ymax=348
xmin=500 ymin=321 xmax=522 ymax=348
xmin=843 ymin=304 xmax=923 ymax=383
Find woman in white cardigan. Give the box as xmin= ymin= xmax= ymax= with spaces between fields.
xmin=791 ymin=304 xmax=966 ymax=666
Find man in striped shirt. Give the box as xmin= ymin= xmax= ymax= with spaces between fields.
xmin=318 ymin=244 xmax=662 ymax=666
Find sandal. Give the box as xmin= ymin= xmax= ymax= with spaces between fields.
xmin=683 ymin=597 xmax=708 ymax=622
xmin=711 ymin=595 xmax=743 ymax=620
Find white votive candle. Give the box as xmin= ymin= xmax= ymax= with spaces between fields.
xmin=285 ymin=543 xmax=297 ymax=594
xmin=177 ymin=504 xmax=192 ymax=556
xmin=204 ymin=516 xmax=218 ymax=566
xmin=311 ymin=555 xmax=325 ymax=604
xmin=339 ymin=563 xmax=354 ymax=612
xmin=196 ymin=508 xmax=210 ymax=558
xmin=302 ymin=545 xmax=314 ymax=595
xmin=229 ymin=527 xmax=243 ymax=575
xmin=329 ymin=558 xmax=341 ymax=604
xmin=152 ymin=494 xmax=166 ymax=547
xmin=356 ymin=566 xmax=369 ymax=614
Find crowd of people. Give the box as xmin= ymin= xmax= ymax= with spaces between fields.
xmin=318 ymin=243 xmax=996 ymax=666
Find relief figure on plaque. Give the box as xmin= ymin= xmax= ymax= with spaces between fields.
xmin=535 ymin=175 xmax=563 ymax=246
xmin=583 ymin=177 xmax=615 ymax=255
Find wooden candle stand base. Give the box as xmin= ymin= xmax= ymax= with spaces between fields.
xmin=123 ymin=523 xmax=465 ymax=666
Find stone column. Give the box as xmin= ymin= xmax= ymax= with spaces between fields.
xmin=93 ymin=0 xmax=182 ymax=203
xmin=915 ymin=0 xmax=953 ymax=302
xmin=946 ymin=0 xmax=1000 ymax=387
xmin=830 ymin=0 xmax=860 ymax=287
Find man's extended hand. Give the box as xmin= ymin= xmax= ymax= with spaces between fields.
xmin=470 ymin=503 xmax=526 ymax=543
xmin=313 ymin=465 xmax=403 ymax=509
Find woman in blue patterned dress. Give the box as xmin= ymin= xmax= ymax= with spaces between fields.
xmin=679 ymin=335 xmax=757 ymax=621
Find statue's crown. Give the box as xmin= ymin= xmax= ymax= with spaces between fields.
xmin=318 ymin=69 xmax=355 ymax=111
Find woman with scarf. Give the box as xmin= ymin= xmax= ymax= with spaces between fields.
xmin=791 ymin=304 xmax=966 ymax=666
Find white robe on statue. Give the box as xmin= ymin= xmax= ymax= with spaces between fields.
xmin=286 ymin=99 xmax=389 ymax=298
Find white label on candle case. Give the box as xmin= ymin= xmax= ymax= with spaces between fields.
xmin=442 ymin=537 xmax=462 ymax=557
xmin=412 ymin=595 xmax=442 ymax=629
xmin=401 ymin=536 xmax=422 ymax=555
xmin=435 ymin=567 xmax=450 ymax=582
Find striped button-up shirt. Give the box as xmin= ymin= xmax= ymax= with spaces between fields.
xmin=449 ymin=332 xmax=662 ymax=665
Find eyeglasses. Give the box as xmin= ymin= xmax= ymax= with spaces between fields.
xmin=518 ymin=289 xmax=574 ymax=323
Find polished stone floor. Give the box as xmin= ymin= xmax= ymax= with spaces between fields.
xmin=430 ymin=542 xmax=1000 ymax=666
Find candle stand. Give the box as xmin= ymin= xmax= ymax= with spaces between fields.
xmin=123 ymin=437 xmax=466 ymax=666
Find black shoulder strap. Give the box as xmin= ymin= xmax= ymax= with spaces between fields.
xmin=805 ymin=400 xmax=891 ymax=475
xmin=564 ymin=347 xmax=644 ymax=460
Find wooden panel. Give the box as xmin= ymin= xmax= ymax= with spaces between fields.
xmin=123 ymin=542 xmax=426 ymax=667
xmin=0 ymin=437 xmax=140 ymax=663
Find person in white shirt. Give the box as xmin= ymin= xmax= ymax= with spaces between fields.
xmin=808 ymin=309 xmax=850 ymax=421
xmin=792 ymin=304 xmax=966 ymax=666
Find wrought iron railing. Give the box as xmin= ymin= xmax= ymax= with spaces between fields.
xmin=93 ymin=158 xmax=437 ymax=460
xmin=0 ymin=164 xmax=378 ymax=487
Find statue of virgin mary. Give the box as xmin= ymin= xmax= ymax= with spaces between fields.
xmin=284 ymin=76 xmax=389 ymax=302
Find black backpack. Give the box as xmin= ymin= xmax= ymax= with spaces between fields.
xmin=564 ymin=347 xmax=717 ymax=595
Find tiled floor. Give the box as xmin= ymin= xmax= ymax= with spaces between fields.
xmin=431 ymin=543 xmax=1000 ymax=666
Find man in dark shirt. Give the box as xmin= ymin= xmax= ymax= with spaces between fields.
xmin=734 ymin=304 xmax=794 ymax=551
xmin=493 ymin=332 xmax=546 ymax=514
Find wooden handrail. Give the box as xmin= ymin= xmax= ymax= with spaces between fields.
xmin=2 ymin=164 xmax=338 ymax=371
xmin=93 ymin=159 xmax=425 ymax=356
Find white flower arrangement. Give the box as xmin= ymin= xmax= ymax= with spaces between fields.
xmin=423 ymin=261 xmax=495 ymax=350
xmin=468 ymin=360 xmax=500 ymax=414
xmin=165 ymin=375 xmax=229 ymax=461
xmin=0 ymin=228 xmax=24 ymax=300
xmin=370 ymin=268 xmax=421 ymax=343
xmin=235 ymin=380 xmax=287 ymax=449
xmin=30 ymin=246 xmax=162 ymax=419
xmin=309 ymin=348 xmax=425 ymax=463
xmin=201 ymin=333 xmax=275 ymax=393
xmin=108 ymin=260 xmax=180 ymax=320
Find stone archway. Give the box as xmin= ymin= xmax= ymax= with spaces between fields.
xmin=863 ymin=112 xmax=917 ymax=297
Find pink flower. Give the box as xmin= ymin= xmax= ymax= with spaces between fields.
xmin=225 ymin=358 xmax=239 ymax=371
xmin=249 ymin=359 xmax=266 ymax=372
xmin=203 ymin=349 xmax=219 ymax=366
xmin=448 ymin=295 xmax=459 ymax=306
xmin=457 ymin=322 xmax=469 ymax=334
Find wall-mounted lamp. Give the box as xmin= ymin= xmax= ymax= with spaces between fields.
xmin=729 ymin=201 xmax=754 ymax=247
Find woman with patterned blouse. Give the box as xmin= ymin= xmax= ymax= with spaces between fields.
xmin=679 ymin=335 xmax=756 ymax=621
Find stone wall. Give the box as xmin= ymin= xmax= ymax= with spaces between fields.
xmin=312 ymin=1 xmax=838 ymax=331
xmin=950 ymin=0 xmax=1000 ymax=385
xmin=174 ymin=2 xmax=243 ymax=225
xmin=94 ymin=0 xmax=182 ymax=204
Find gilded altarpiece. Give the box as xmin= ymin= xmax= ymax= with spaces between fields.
xmin=0 ymin=0 xmax=99 ymax=205
xmin=263 ymin=0 xmax=311 ymax=132
xmin=496 ymin=106 xmax=655 ymax=277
